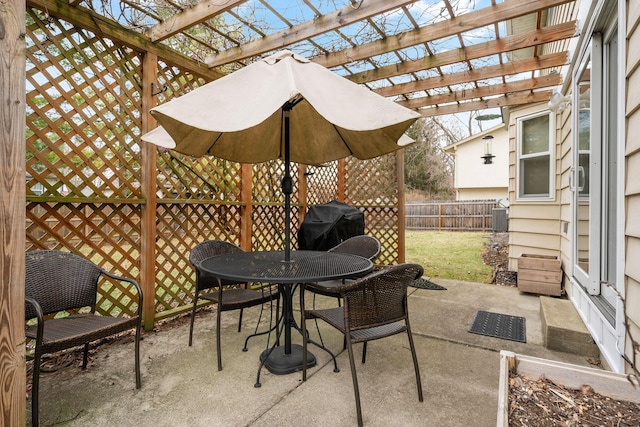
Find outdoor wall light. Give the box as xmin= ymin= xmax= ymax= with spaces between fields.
xmin=548 ymin=90 xmax=571 ymax=112
xmin=481 ymin=135 xmax=495 ymax=165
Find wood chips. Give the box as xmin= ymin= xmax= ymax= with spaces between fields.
xmin=509 ymin=373 xmax=640 ymax=426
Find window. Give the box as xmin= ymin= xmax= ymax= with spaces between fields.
xmin=517 ymin=112 xmax=553 ymax=199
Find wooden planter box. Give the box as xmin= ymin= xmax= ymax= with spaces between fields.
xmin=497 ymin=351 xmax=640 ymax=426
xmin=517 ymin=254 xmax=562 ymax=296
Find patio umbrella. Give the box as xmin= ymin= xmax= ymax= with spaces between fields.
xmin=142 ymin=50 xmax=420 ymax=260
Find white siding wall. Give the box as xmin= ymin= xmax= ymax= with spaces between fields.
xmin=624 ymin=0 xmax=640 ymax=374
xmin=507 ymin=104 xmax=562 ymax=270
xmin=447 ymin=126 xmax=508 ymax=201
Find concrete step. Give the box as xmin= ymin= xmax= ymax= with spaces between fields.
xmin=540 ymin=296 xmax=600 ymax=357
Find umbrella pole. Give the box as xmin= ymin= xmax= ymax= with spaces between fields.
xmin=281 ymin=109 xmax=293 ymax=262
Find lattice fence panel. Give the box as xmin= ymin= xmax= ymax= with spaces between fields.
xmin=24 ymin=11 xmax=144 ymax=318
xmin=251 ymin=161 xmax=301 ymax=251
xmin=305 ymin=163 xmax=338 ymax=205
xmin=153 ymin=203 xmax=243 ymax=314
xmin=153 ymin=148 xmax=245 ymax=313
xmin=345 ymin=154 xmax=400 ymax=266
xmin=156 ymin=60 xmax=207 ymax=105
xmin=25 ymin=202 xmax=141 ymax=317
xmin=156 ymin=151 xmax=243 ymax=200
xmin=25 ymin=10 xmax=142 ymax=200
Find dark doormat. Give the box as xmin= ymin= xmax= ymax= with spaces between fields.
xmin=468 ymin=310 xmax=526 ymax=343
xmin=410 ymin=278 xmax=447 ymax=290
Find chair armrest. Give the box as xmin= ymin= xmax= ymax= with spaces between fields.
xmin=100 ymin=270 xmax=143 ymax=317
xmin=335 ymin=263 xmax=424 ymax=294
xmin=25 ymin=297 xmax=45 ymax=343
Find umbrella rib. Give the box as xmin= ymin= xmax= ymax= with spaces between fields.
xmin=332 ymin=124 xmax=355 ymax=158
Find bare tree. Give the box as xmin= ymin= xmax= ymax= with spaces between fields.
xmin=404 ymin=118 xmax=455 ymax=200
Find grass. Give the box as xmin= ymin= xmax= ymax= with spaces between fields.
xmin=405 ymin=230 xmax=493 ymax=283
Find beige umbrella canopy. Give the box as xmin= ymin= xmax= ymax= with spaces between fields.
xmin=142 ymin=50 xmax=420 ymax=259
xmin=142 ymin=50 xmax=419 ymax=163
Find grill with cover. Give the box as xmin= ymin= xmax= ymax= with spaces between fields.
xmin=298 ymin=200 xmax=365 ymax=251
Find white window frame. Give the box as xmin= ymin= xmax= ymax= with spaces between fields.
xmin=516 ymin=111 xmax=555 ymax=201
xmin=567 ymin=0 xmax=625 ymax=374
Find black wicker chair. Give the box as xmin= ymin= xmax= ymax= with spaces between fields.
xmin=25 ymin=250 xmax=143 ymax=427
xmin=301 ymin=263 xmax=424 ymax=427
xmin=188 ymin=240 xmax=280 ymax=371
xmin=305 ymin=235 xmax=381 ymax=300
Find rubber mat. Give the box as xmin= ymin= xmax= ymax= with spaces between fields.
xmin=468 ymin=310 xmax=526 ymax=343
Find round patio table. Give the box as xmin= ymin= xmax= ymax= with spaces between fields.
xmin=200 ymin=250 xmax=373 ymax=386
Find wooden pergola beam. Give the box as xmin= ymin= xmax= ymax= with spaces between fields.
xmin=346 ymin=21 xmax=577 ymax=85
xmin=204 ymin=0 xmax=416 ymax=67
xmin=313 ymin=0 xmax=574 ymax=69
xmin=419 ymin=90 xmax=553 ymax=117
xmin=397 ymin=74 xmax=562 ymax=109
xmin=147 ymin=0 xmax=246 ymax=42
xmin=374 ymin=52 xmax=568 ymax=98
xmin=27 ymin=0 xmax=224 ymax=80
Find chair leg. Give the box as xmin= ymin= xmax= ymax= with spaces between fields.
xmin=361 ymin=342 xmax=367 ymax=364
xmin=31 ymin=348 xmax=42 ymax=427
xmin=135 ymin=321 xmax=142 ymax=389
xmin=301 ymin=302 xmax=309 ymax=382
xmin=216 ymin=305 xmax=223 ymax=371
xmin=346 ymin=338 xmax=364 ymax=427
xmin=311 ymin=292 xmax=325 ymax=348
xmin=406 ymin=325 xmax=423 ymax=402
xmin=82 ymin=343 xmax=89 ymax=369
xmin=188 ymin=295 xmax=198 ymax=347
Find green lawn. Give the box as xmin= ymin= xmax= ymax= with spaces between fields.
xmin=405 ymin=230 xmax=493 ymax=283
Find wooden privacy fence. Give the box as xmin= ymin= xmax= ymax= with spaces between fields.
xmin=23 ymin=11 xmax=405 ymax=331
xmin=405 ymin=200 xmax=501 ymax=231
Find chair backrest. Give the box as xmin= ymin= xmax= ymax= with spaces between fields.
xmin=189 ymin=240 xmax=245 ymax=290
xmin=328 ymin=235 xmax=381 ymax=262
xmin=341 ymin=263 xmax=423 ymax=331
xmin=25 ymin=250 xmax=103 ymax=320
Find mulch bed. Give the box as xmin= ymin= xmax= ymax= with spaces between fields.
xmin=483 ymin=232 xmax=517 ymax=287
xmin=509 ymin=373 xmax=640 ymax=426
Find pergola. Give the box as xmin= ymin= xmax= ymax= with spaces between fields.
xmin=1 ymin=0 xmax=576 ymax=424
xmin=27 ymin=0 xmax=575 ymax=114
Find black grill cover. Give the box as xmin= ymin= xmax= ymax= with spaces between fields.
xmin=298 ymin=200 xmax=365 ymax=251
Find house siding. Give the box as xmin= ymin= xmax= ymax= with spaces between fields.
xmin=507 ymin=104 xmax=562 ymax=271
xmin=558 ymin=103 xmax=573 ymax=296
xmin=445 ymin=125 xmax=508 ymax=201
xmin=625 ymin=0 xmax=640 ymax=375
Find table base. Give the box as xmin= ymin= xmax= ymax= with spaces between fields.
xmin=260 ymin=345 xmax=316 ymax=375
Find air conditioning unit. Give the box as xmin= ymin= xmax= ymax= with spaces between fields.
xmin=492 ymin=208 xmax=508 ymax=232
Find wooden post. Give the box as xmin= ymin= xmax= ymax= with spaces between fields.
xmin=396 ymin=151 xmax=405 ymax=263
xmin=337 ymin=159 xmax=346 ymax=201
xmin=141 ymin=53 xmax=158 ymax=331
xmin=0 ymin=1 xmax=27 ymax=425
xmin=239 ymin=163 xmax=253 ymax=251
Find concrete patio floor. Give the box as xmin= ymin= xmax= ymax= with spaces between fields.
xmin=30 ymin=279 xmax=599 ymax=427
